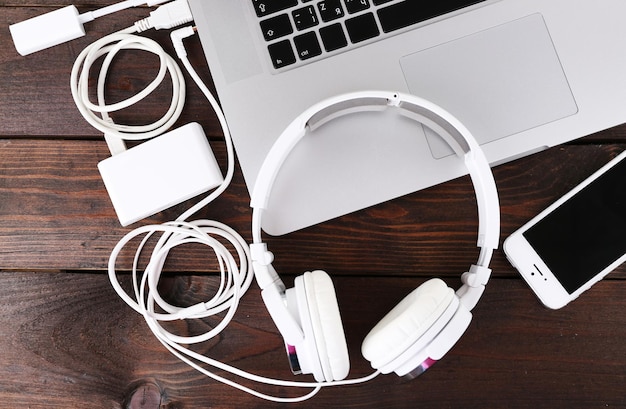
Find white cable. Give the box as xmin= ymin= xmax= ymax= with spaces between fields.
xmin=79 ymin=0 xmax=173 ymax=24
xmin=106 ymin=26 xmax=380 ymax=403
xmin=168 ymin=28 xmax=235 ymax=223
xmin=70 ymin=27 xmax=186 ymax=141
xmin=70 ymin=0 xmax=194 ymax=143
xmin=107 ymin=219 xmax=379 ymax=401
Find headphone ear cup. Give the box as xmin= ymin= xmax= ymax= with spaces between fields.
xmin=299 ymin=270 xmax=350 ymax=382
xmin=361 ymin=278 xmax=470 ymax=376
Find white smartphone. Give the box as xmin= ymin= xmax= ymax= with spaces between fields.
xmin=504 ymin=151 xmax=626 ymax=309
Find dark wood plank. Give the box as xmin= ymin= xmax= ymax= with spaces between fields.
xmin=0 ymin=271 xmax=623 ymax=408
xmin=2 ymin=139 xmax=626 ymax=280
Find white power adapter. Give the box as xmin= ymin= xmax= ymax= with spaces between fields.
xmin=10 ymin=6 xmax=86 ymax=56
xmin=98 ymin=122 xmax=224 ymax=226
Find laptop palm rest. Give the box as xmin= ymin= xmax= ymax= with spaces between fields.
xmin=400 ymin=13 xmax=578 ymax=158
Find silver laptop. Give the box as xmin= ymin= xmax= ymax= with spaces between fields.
xmin=188 ymin=0 xmax=626 ymax=235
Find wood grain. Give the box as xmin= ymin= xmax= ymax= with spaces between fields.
xmin=2 ymin=139 xmax=626 ymax=280
xmin=0 ymin=272 xmax=624 ymax=408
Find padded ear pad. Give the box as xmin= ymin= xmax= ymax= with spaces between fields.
xmin=301 ymin=270 xmax=350 ymax=381
xmin=361 ymin=278 xmax=454 ymax=371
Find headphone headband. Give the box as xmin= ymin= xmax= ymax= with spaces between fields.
xmin=251 ymin=91 xmax=499 ymax=321
xmin=251 ymin=91 xmax=499 ymax=251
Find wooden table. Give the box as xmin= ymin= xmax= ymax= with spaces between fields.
xmin=2 ymin=3 xmax=625 ymax=408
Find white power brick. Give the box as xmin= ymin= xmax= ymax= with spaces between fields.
xmin=98 ymin=122 xmax=224 ymax=226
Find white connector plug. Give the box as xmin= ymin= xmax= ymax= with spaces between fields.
xmin=170 ymin=25 xmax=196 ymax=58
xmin=134 ymin=0 xmax=193 ymax=32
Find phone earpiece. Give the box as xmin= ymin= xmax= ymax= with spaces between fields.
xmin=361 ymin=278 xmax=471 ymax=378
xmin=284 ymin=270 xmax=350 ymax=382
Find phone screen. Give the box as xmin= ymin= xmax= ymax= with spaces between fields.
xmin=523 ymin=156 xmax=626 ymax=294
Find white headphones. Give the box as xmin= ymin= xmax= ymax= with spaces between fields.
xmin=250 ymin=91 xmax=500 ymax=384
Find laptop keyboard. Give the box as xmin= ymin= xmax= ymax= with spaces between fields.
xmin=252 ymin=0 xmax=489 ymax=70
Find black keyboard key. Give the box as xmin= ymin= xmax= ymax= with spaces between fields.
xmin=252 ymin=0 xmax=298 ymax=17
xmin=345 ymin=12 xmax=379 ymax=43
xmin=378 ymin=0 xmax=486 ymax=33
xmin=317 ymin=0 xmax=345 ymax=22
xmin=292 ymin=5 xmax=319 ymax=30
xmin=344 ymin=0 xmax=370 ymax=14
xmin=260 ymin=14 xmax=293 ymax=41
xmin=268 ymin=40 xmax=297 ymax=68
xmin=294 ymin=31 xmax=322 ymax=60
xmin=372 ymin=0 xmax=393 ymax=4
xmin=319 ymin=23 xmax=348 ymax=52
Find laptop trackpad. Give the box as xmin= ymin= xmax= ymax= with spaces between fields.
xmin=400 ymin=13 xmax=578 ymax=158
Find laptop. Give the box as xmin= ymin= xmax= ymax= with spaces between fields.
xmin=187 ymin=0 xmax=626 ymax=235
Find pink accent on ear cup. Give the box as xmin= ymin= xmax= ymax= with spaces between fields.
xmin=285 ymin=344 xmax=302 ymax=375
xmin=404 ymin=357 xmax=437 ymax=380
xmin=303 ymin=271 xmax=350 ymax=381
xmin=361 ymin=278 xmax=454 ymax=370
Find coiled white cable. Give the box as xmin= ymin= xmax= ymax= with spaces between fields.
xmin=108 ymin=220 xmax=254 ymax=343
xmin=108 ymin=218 xmax=379 ymax=402
xmin=105 ymin=26 xmax=379 ymax=402
xmin=70 ymin=26 xmax=186 ymax=140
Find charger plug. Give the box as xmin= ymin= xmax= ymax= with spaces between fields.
xmin=98 ymin=122 xmax=224 ymax=226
